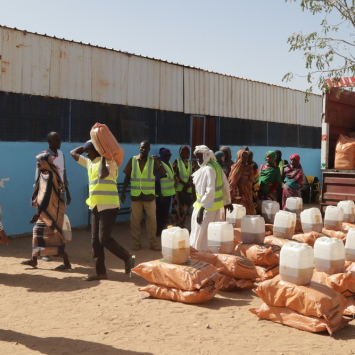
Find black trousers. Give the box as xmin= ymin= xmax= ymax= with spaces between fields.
xmin=156 ymin=196 xmax=172 ymax=236
xmin=92 ymin=207 xmax=130 ymax=275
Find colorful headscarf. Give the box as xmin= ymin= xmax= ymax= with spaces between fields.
xmin=289 ymin=154 xmax=301 ymax=166
xmin=179 ymin=146 xmax=190 ymax=160
xmin=259 ymin=151 xmax=282 ymax=196
xmin=159 ymin=148 xmax=171 ymax=164
xmin=284 ymin=154 xmax=303 ymax=190
xmin=265 ymin=151 xmax=276 ymax=166
xmin=215 ymin=151 xmax=225 ymax=165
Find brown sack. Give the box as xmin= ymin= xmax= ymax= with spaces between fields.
xmin=256 ymin=265 xmax=280 ymax=282
xmin=90 ymin=123 xmax=125 ymax=168
xmin=341 ymin=222 xmax=355 ymax=232
xmin=334 ymin=134 xmax=355 ymax=170
xmin=265 ymin=224 xmax=273 ymax=236
xmin=312 ymin=271 xmax=355 ymax=298
xmin=249 ymin=303 xmax=351 ymax=335
xmin=132 ymin=259 xmax=221 ymax=291
xmin=139 ymin=274 xmax=223 ymax=304
xmin=292 ymin=232 xmax=321 ymax=247
xmin=254 ymin=279 xmax=346 ymax=320
xmin=322 ymin=228 xmax=347 ymax=243
xmin=219 ymin=274 xmax=255 ymax=291
xmin=343 ymin=297 xmax=355 ymax=316
xmin=234 ymin=228 xmax=242 ymax=244
xmin=264 ymin=236 xmax=293 ymax=248
xmin=344 ymin=261 xmax=355 ymax=272
xmin=190 ymin=250 xmax=258 ymax=280
xmin=234 ymin=243 xmax=280 ymax=266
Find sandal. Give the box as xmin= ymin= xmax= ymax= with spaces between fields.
xmin=85 ymin=274 xmax=107 ymax=281
xmin=21 ymin=260 xmax=37 ymax=268
xmin=125 ymin=255 xmax=136 ymax=276
xmin=54 ymin=264 xmax=72 ymax=271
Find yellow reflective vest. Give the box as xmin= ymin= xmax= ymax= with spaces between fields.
xmin=175 ymin=158 xmax=192 ymax=193
xmin=159 ymin=161 xmax=175 ymax=197
xmin=86 ymin=159 xmax=119 ymax=206
xmin=130 ymin=156 xmax=155 ymax=196
xmin=194 ymin=160 xmax=224 ymax=211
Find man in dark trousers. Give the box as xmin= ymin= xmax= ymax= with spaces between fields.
xmin=121 ymin=141 xmax=166 ymax=251
xmin=71 ymin=140 xmax=135 ymax=281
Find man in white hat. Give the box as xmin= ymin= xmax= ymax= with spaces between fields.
xmin=190 ymin=145 xmax=233 ymax=251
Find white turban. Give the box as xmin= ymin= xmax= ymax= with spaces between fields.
xmin=194 ymin=145 xmax=216 ymax=167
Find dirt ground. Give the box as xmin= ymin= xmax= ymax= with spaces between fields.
xmin=1 ymin=217 xmax=355 ymax=355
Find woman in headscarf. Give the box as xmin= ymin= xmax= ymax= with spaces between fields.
xmin=228 ymin=149 xmax=255 ymax=215
xmin=21 ymin=153 xmax=71 ymax=269
xmin=172 ymin=146 xmax=195 ymax=228
xmin=155 ymin=148 xmax=175 ymax=236
xmin=281 ymin=154 xmax=304 ymax=209
xmin=215 ymin=151 xmax=229 ymax=177
xmin=258 ymin=151 xmax=283 ymax=208
xmin=219 ymin=146 xmax=233 ymax=176
xmin=248 ymin=151 xmax=259 ymax=212
xmin=190 ymin=145 xmax=233 ymax=251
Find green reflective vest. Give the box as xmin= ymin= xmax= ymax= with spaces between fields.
xmin=86 ymin=159 xmax=119 ymax=206
xmin=194 ymin=160 xmax=224 ymax=211
xmin=175 ymin=158 xmax=192 ymax=193
xmin=130 ymin=156 xmax=155 ymax=196
xmin=159 ymin=161 xmax=175 ymax=197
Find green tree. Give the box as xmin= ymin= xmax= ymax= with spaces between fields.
xmin=283 ymin=0 xmax=355 ymax=98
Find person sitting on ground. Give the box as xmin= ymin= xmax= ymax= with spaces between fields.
xmin=71 ymin=141 xmax=135 ymax=281
xmin=21 ymin=153 xmax=71 ymax=270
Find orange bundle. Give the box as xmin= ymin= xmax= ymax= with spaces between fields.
xmin=219 ymin=275 xmax=255 ymax=292
xmin=190 ymin=250 xmax=258 ymax=280
xmin=334 ymin=134 xmax=355 ymax=170
xmin=322 ymin=228 xmax=347 ymax=243
xmin=233 ymin=228 xmax=242 ymax=244
xmin=292 ymin=231 xmax=321 ymax=247
xmin=265 ymin=224 xmax=273 ymax=236
xmin=90 ymin=123 xmax=125 ymax=168
xmin=256 ymin=265 xmax=280 ymax=282
xmin=139 ymin=274 xmax=223 ymax=304
xmin=233 ymin=243 xmax=280 ymax=266
xmin=254 ymin=279 xmax=346 ymax=320
xmin=344 ymin=261 xmax=355 ymax=272
xmin=264 ymin=236 xmax=293 ymax=248
xmin=341 ymin=222 xmax=355 ymax=232
xmin=132 ymin=259 xmax=221 ymax=291
xmin=343 ymin=297 xmax=355 ymax=316
xmin=249 ymin=303 xmax=351 ymax=335
xmin=312 ymin=271 xmax=355 ymax=298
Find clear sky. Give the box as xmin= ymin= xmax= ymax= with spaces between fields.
xmin=0 ymin=0 xmax=345 ymax=93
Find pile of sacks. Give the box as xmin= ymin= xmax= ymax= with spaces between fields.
xmin=250 ymin=278 xmax=352 ymax=334
xmin=133 ymin=259 xmax=224 ymax=304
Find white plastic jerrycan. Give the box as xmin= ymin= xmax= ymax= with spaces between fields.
xmin=280 ymin=242 xmax=314 ymax=285
xmin=161 ymin=227 xmax=190 ymax=264
xmin=226 ymin=204 xmax=246 ymax=228
xmin=261 ymin=200 xmax=280 ymax=224
xmin=241 ymin=215 xmax=265 ymax=245
xmin=345 ymin=228 xmax=355 ymax=262
xmin=324 ymin=206 xmax=344 ymax=231
xmin=273 ymin=211 xmax=297 ymax=239
xmin=314 ymin=237 xmax=345 ymax=275
xmin=337 ymin=200 xmax=355 ymax=223
xmin=62 ymin=214 xmax=72 ymax=243
xmin=300 ymin=208 xmax=323 ymax=233
xmin=208 ymin=221 xmax=234 ymax=254
xmin=285 ymin=197 xmax=303 ymax=217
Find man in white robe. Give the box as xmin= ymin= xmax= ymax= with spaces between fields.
xmin=190 ymin=145 xmax=233 ymax=251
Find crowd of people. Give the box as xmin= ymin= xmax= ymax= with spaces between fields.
xmin=0 ymin=131 xmax=306 ymax=281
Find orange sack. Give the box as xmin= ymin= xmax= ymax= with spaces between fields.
xmin=219 ymin=274 xmax=255 ymax=291
xmin=254 ymin=279 xmax=346 ymax=320
xmin=132 ymin=259 xmax=221 ymax=291
xmin=90 ymin=123 xmax=125 ymax=168
xmin=264 ymin=236 xmax=293 ymax=248
xmin=292 ymin=232 xmax=321 ymax=247
xmin=256 ymin=265 xmax=280 ymax=282
xmin=311 ymin=271 xmax=355 ymax=298
xmin=234 ymin=243 xmax=280 ymax=266
xmin=249 ymin=303 xmax=351 ymax=335
xmin=343 ymin=297 xmax=355 ymax=316
xmin=233 ymin=228 xmax=242 ymax=244
xmin=344 ymin=261 xmax=355 ymax=272
xmin=138 ymin=274 xmax=223 ymax=304
xmin=190 ymin=250 xmax=258 ymax=280
xmin=341 ymin=222 xmax=355 ymax=232
xmin=334 ymin=134 xmax=355 ymax=170
xmin=322 ymin=228 xmax=347 ymax=243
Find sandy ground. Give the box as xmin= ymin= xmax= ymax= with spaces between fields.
xmin=1 ymin=215 xmax=355 ymax=355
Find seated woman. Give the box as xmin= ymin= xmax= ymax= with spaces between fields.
xmin=282 ymin=154 xmax=304 ymax=209
xmin=228 ymin=149 xmax=255 ymax=215
xmin=258 ymin=151 xmax=283 ymax=209
xmin=21 ymin=153 xmax=71 ymax=269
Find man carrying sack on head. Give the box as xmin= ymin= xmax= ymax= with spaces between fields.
xmin=71 ymin=140 xmax=135 ymax=281
xmin=190 ymin=145 xmax=233 ymax=251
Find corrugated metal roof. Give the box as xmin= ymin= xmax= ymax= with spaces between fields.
xmin=0 ymin=25 xmax=322 ymax=127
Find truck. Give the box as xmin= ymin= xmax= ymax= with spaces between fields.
xmin=321 ymin=84 xmax=355 ymax=213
